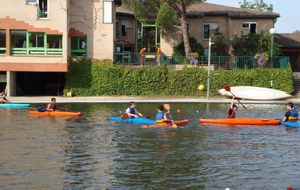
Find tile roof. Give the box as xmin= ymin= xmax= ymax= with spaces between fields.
xmin=116 ymin=6 xmax=134 ymax=16
xmin=187 ymin=2 xmax=279 ymax=18
xmin=275 ymin=33 xmax=300 ymax=48
xmin=116 ymin=2 xmax=279 ymax=19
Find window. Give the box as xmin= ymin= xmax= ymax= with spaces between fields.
xmin=11 ymin=30 xmax=27 ymax=48
xmin=47 ymin=35 xmax=62 ymax=49
xmin=0 ymin=30 xmax=6 ymax=54
xmin=242 ymin=22 xmax=257 ymax=34
xmin=29 ymin=32 xmax=44 ymax=48
xmin=116 ymin=20 xmax=121 ymax=37
xmin=71 ymin=36 xmax=87 ymax=56
xmin=26 ymin=0 xmax=38 ymax=5
xmin=38 ymin=0 xmax=48 ymax=19
xmin=203 ymin=23 xmax=218 ymax=39
xmin=103 ymin=1 xmax=112 ymax=23
xmin=121 ymin=25 xmax=126 ymax=37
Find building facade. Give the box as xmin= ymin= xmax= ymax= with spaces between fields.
xmin=0 ymin=0 xmax=119 ymax=96
xmin=116 ymin=3 xmax=279 ymax=56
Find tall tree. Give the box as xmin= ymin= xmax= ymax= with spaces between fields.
xmin=162 ymin=0 xmax=206 ymax=56
xmin=239 ymin=0 xmax=273 ymax=12
xmin=123 ymin=0 xmax=206 ymax=56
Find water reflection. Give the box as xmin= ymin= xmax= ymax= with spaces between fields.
xmin=0 ymin=103 xmax=299 ymax=189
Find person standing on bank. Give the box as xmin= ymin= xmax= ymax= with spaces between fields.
xmin=283 ymin=102 xmax=298 ymax=122
xmin=156 ymin=45 xmax=162 ymax=66
xmin=125 ymin=101 xmax=143 ymax=118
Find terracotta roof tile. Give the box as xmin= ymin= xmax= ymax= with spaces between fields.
xmin=187 ymin=2 xmax=279 ymax=18
xmin=116 ymin=2 xmax=280 ymax=18
xmin=275 ymin=33 xmax=300 ymax=48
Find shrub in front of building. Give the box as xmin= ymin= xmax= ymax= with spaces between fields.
xmin=65 ymin=59 xmax=293 ymax=96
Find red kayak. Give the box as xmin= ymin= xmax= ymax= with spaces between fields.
xmin=199 ymin=118 xmax=280 ymax=125
xmin=142 ymin=119 xmax=189 ymax=128
xmin=29 ymin=111 xmax=81 ymax=117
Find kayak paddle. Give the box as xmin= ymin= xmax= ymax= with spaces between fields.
xmin=224 ymin=85 xmax=247 ymax=110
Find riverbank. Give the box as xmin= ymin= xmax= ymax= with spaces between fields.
xmin=6 ymin=96 xmax=300 ymax=104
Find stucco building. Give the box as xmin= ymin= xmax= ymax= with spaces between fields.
xmin=0 ymin=0 xmax=119 ymax=96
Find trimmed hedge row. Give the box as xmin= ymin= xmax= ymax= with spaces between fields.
xmin=65 ymin=59 xmax=293 ymax=96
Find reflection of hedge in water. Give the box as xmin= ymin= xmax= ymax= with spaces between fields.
xmin=65 ymin=59 xmax=293 ymax=96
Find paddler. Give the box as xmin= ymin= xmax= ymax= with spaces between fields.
xmin=125 ymin=101 xmax=143 ymax=118
xmin=38 ymin=97 xmax=57 ymax=112
xmin=283 ymin=102 xmax=298 ymax=121
xmin=227 ymin=96 xmax=238 ymax=118
xmin=155 ymin=104 xmax=169 ymax=123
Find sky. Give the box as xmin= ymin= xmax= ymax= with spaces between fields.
xmin=207 ymin=0 xmax=300 ymax=33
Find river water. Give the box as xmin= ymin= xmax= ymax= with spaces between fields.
xmin=0 ymin=103 xmax=299 ymax=190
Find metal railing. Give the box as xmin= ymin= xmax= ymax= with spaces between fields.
xmin=114 ymin=52 xmax=289 ymax=69
xmin=0 ymin=47 xmax=6 ymax=55
xmin=11 ymin=47 xmax=63 ymax=56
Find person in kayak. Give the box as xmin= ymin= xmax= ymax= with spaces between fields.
xmin=156 ymin=104 xmax=169 ymax=123
xmin=125 ymin=101 xmax=143 ymax=118
xmin=283 ymin=102 xmax=298 ymax=121
xmin=227 ymin=96 xmax=238 ymax=118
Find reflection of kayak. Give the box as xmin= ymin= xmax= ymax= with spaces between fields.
xmin=200 ymin=118 xmax=280 ymax=125
xmin=29 ymin=111 xmax=81 ymax=116
xmin=0 ymin=103 xmax=30 ymax=108
xmin=107 ymin=117 xmax=156 ymax=125
xmin=281 ymin=121 xmax=300 ymax=128
xmin=142 ymin=119 xmax=189 ymax=128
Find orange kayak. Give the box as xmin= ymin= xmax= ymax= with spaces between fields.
xmin=199 ymin=118 xmax=280 ymax=125
xmin=142 ymin=119 xmax=189 ymax=128
xmin=29 ymin=111 xmax=81 ymax=117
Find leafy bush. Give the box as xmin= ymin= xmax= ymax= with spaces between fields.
xmin=65 ymin=59 xmax=293 ymax=96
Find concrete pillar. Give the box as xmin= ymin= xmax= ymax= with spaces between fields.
xmin=6 ymin=28 xmax=10 ymax=56
xmin=6 ymin=71 xmax=16 ymax=96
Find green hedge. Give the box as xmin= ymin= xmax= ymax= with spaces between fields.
xmin=65 ymin=59 xmax=293 ymax=96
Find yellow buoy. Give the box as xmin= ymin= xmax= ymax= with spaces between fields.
xmin=198 ymin=84 xmax=205 ymax=91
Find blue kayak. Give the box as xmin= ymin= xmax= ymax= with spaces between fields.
xmin=0 ymin=103 xmax=31 ymax=108
xmin=107 ymin=117 xmax=156 ymax=125
xmin=281 ymin=121 xmax=300 ymax=128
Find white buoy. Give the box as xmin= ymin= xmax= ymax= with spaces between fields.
xmin=225 ymin=188 xmax=230 ymax=190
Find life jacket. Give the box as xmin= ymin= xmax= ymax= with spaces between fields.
xmin=47 ymin=103 xmax=56 ymax=111
xmin=156 ymin=112 xmax=165 ymax=123
xmin=227 ymin=108 xmax=236 ymax=118
xmin=288 ymin=109 xmax=298 ymax=121
xmin=129 ymin=107 xmax=137 ymax=115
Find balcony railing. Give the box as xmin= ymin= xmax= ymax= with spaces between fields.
xmin=0 ymin=47 xmax=6 ymax=55
xmin=11 ymin=47 xmax=63 ymax=56
xmin=114 ymin=53 xmax=289 ymax=69
xmin=71 ymin=49 xmax=87 ymax=57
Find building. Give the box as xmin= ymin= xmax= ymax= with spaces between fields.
xmin=163 ymin=2 xmax=279 ymax=56
xmin=0 ymin=0 xmax=119 ymax=96
xmin=275 ymin=33 xmax=300 ymax=72
xmin=116 ymin=2 xmax=279 ymax=56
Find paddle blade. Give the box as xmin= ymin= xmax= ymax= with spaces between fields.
xmin=224 ymin=85 xmax=231 ymax=92
xmin=163 ymin=104 xmax=170 ymax=110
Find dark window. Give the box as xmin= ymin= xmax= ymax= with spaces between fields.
xmin=29 ymin=33 xmax=44 ymax=48
xmin=11 ymin=30 xmax=27 ymax=48
xmin=38 ymin=0 xmax=48 ymax=18
xmin=203 ymin=24 xmax=210 ymax=39
xmin=47 ymin=35 xmax=62 ymax=49
xmin=250 ymin=23 xmax=256 ymax=34
xmin=0 ymin=30 xmax=5 ymax=54
xmin=121 ymin=25 xmax=126 ymax=37
xmin=242 ymin=23 xmax=250 ymax=28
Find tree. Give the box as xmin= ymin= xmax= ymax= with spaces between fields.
xmin=239 ymin=0 xmax=273 ymax=12
xmin=231 ymin=32 xmax=280 ymax=56
xmin=156 ymin=2 xmax=178 ymax=34
xmin=123 ymin=0 xmax=206 ymax=56
xmin=162 ymin=0 xmax=206 ymax=56
xmin=294 ymin=30 xmax=300 ymax=33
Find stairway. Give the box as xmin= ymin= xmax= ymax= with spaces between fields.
xmin=292 ymin=72 xmax=300 ymax=97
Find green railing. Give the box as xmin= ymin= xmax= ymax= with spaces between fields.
xmin=0 ymin=47 xmax=6 ymax=55
xmin=114 ymin=52 xmax=289 ymax=69
xmin=11 ymin=47 xmax=63 ymax=56
xmin=71 ymin=49 xmax=87 ymax=57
